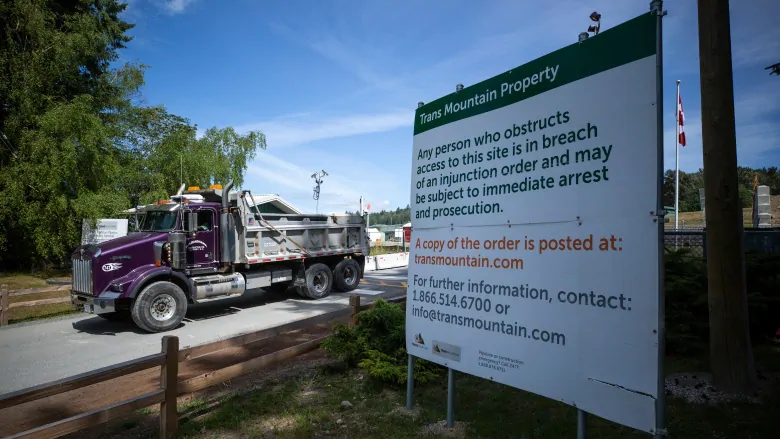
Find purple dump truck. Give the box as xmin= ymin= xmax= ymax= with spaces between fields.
xmin=70 ymin=181 xmax=370 ymax=333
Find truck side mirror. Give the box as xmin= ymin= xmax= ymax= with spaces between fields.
xmin=186 ymin=212 xmax=198 ymax=233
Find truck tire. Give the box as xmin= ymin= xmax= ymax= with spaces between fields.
xmin=294 ymin=286 xmax=309 ymax=298
xmin=131 ymin=281 xmax=188 ymax=333
xmin=333 ymin=259 xmax=360 ymax=292
xmin=298 ymin=263 xmax=333 ymax=299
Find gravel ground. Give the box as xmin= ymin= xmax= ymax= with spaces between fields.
xmin=665 ymin=370 xmax=778 ymax=405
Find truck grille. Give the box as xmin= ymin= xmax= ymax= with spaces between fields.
xmin=72 ymin=259 xmax=93 ymax=295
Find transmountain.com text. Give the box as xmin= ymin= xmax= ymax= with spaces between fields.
xmin=414 ymin=254 xmax=524 ymax=270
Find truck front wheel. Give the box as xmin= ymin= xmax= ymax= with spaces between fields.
xmin=131 ymin=281 xmax=188 ymax=333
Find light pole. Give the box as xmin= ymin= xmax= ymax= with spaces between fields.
xmin=312 ymin=170 xmax=328 ymax=214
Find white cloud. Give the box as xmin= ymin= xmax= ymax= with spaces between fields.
xmin=310 ymin=35 xmax=391 ymax=88
xmin=120 ymin=0 xmax=144 ymax=20
xmin=663 ymin=86 xmax=780 ymax=173
xmin=732 ymin=87 xmax=780 ymax=163
xmin=245 ymin=150 xmax=408 ymax=214
xmin=234 ymin=110 xmax=412 ymax=148
xmin=158 ymin=0 xmax=196 ymax=14
xmin=729 ymin=0 xmax=780 ymax=68
xmin=267 ymin=0 xmax=647 ymax=109
xmin=734 ymin=92 xmax=779 ymax=122
xmin=121 ymin=0 xmax=197 ymax=19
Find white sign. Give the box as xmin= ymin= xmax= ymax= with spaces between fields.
xmin=406 ymin=14 xmax=661 ymax=434
xmin=81 ymin=219 xmax=129 ymax=245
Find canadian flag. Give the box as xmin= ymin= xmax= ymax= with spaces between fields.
xmin=678 ymin=94 xmax=686 ymax=146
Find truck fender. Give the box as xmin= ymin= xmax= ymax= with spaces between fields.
xmin=125 ymin=266 xmax=193 ymax=300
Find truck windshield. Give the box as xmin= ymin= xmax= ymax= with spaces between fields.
xmin=138 ymin=211 xmax=178 ymax=232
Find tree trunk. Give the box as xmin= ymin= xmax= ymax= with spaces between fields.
xmin=696 ymin=0 xmax=758 ymax=394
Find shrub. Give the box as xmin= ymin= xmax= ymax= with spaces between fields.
xmin=664 ymin=247 xmax=709 ymax=354
xmin=744 ymin=252 xmax=780 ymax=339
xmin=664 ymin=247 xmax=780 ymax=354
xmin=322 ymin=299 xmax=443 ymax=385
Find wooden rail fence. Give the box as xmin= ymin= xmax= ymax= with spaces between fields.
xmin=0 ymin=336 xmax=179 ymax=439
xmin=0 ymin=292 xmax=406 ymax=439
xmin=0 ymin=284 xmax=72 ymax=326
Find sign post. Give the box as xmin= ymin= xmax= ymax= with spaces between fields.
xmin=406 ymin=6 xmax=665 ymax=436
xmin=651 ymin=2 xmax=667 ymax=438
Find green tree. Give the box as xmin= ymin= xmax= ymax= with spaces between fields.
xmin=0 ymin=1 xmax=265 ymax=269
xmin=345 ymin=206 xmax=411 ymax=225
xmin=120 ymin=107 xmax=265 ymax=206
xmin=662 ymin=166 xmax=776 ymax=214
xmin=0 ymin=0 xmax=138 ymax=268
xmin=663 ymin=169 xmax=705 ymax=212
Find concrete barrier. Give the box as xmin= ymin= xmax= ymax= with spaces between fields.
xmin=375 ymin=252 xmax=409 ymax=269
xmin=364 ymin=256 xmax=378 ymax=272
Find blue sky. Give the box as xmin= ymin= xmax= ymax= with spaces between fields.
xmin=118 ymin=0 xmax=780 ymax=214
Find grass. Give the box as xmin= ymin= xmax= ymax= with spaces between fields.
xmin=6 ymin=301 xmax=77 ymax=324
xmin=108 ymin=345 xmax=774 ymax=439
xmin=0 ymin=272 xmax=51 ymax=291
xmin=0 ymin=270 xmax=77 ymax=324
xmin=676 ymin=194 xmax=779 ymax=228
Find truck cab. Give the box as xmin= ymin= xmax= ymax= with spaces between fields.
xmin=70 ymin=181 xmax=370 ymax=333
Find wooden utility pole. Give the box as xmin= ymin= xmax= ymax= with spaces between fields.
xmin=696 ymin=0 xmax=758 ymax=393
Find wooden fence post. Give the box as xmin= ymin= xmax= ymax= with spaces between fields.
xmin=160 ymin=336 xmax=179 ymax=438
xmin=1 ymin=284 xmax=8 ymax=326
xmin=349 ymin=295 xmax=360 ymax=328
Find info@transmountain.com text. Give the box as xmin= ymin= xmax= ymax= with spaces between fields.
xmin=410 ymin=303 xmax=566 ymax=346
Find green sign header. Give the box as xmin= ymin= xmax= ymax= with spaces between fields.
xmin=413 ymin=12 xmax=657 ymax=136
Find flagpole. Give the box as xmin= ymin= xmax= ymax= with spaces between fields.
xmin=674 ymin=80 xmax=681 ymax=231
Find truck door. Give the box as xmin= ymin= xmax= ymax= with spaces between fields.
xmin=184 ymin=208 xmax=218 ymax=268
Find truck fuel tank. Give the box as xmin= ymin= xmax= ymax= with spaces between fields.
xmin=191 ymin=273 xmax=246 ymax=300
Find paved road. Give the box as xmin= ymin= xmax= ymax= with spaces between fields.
xmin=0 ymin=268 xmax=408 ymax=395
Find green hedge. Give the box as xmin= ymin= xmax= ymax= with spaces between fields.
xmin=664 ymin=248 xmax=780 ymax=354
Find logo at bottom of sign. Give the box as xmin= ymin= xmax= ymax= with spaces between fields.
xmin=411 ymin=333 xmax=428 ymax=350
xmin=432 ymin=340 xmax=462 ymax=363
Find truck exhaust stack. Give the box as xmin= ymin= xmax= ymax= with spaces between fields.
xmin=220 ymin=179 xmax=234 ymax=265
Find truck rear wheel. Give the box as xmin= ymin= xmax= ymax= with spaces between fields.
xmin=131 ymin=281 xmax=188 ymax=333
xmin=333 ymin=259 xmax=360 ymax=292
xmin=297 ymin=263 xmax=333 ymax=299
xmin=294 ymin=286 xmax=309 ymax=298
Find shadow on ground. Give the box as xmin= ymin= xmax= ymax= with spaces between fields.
xmin=70 ymin=288 xmax=305 ymax=336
